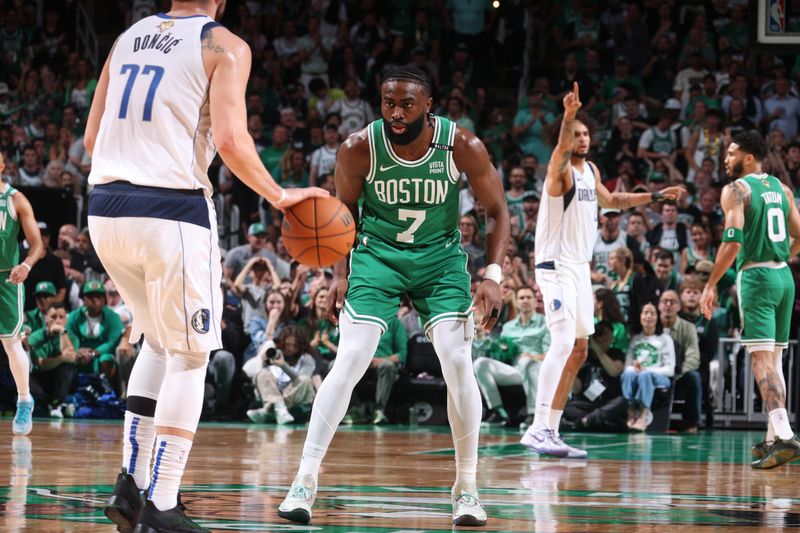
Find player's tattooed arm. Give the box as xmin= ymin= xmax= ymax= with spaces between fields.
xmin=702 ymin=182 xmax=745 ymax=295
xmin=202 ymin=27 xmax=225 ymax=54
xmin=554 ymin=117 xmax=574 ymax=173
xmin=728 ymin=180 xmax=750 ymax=210
xmin=545 ymin=82 xmax=581 ymax=197
xmin=594 ymin=161 xmax=685 ymax=209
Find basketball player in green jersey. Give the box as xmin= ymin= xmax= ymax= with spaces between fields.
xmin=0 ymin=155 xmax=45 ymax=435
xmin=279 ymin=67 xmax=509 ymax=527
xmin=701 ymin=131 xmax=800 ymax=469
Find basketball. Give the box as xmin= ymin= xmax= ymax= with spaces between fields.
xmin=281 ymin=196 xmax=356 ymax=268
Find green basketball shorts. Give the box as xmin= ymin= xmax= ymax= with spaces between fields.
xmin=0 ymin=270 xmax=24 ymax=338
xmin=736 ymin=263 xmax=794 ymax=351
xmin=344 ymin=233 xmax=473 ymax=335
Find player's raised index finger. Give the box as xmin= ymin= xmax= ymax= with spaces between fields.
xmin=573 ymin=81 xmax=579 ymax=99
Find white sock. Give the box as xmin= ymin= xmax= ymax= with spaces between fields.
xmin=431 ymin=318 xmax=482 ymax=495
xmin=767 ymin=348 xmax=786 ymax=444
xmin=766 ymin=420 xmax=776 ymax=444
xmin=122 ymin=412 xmax=155 ymax=489
xmin=768 ymin=408 xmax=794 ymax=441
xmin=550 ymin=409 xmax=564 ymax=436
xmin=296 ymin=314 xmax=381 ymax=484
xmin=2 ymin=338 xmax=30 ymax=398
xmin=275 ymin=400 xmax=289 ymax=415
xmin=531 ymin=320 xmax=575 ymax=434
xmin=297 ymin=442 xmax=326 ymax=486
xmin=148 ymin=435 xmax=193 ymax=511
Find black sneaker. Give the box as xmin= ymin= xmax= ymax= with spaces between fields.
xmin=132 ymin=500 xmax=210 ymax=533
xmin=105 ymin=468 xmax=143 ymax=533
xmin=751 ymin=436 xmax=800 ymax=469
xmin=481 ymin=410 xmax=508 ymax=427
xmin=751 ymin=440 xmax=771 ymax=460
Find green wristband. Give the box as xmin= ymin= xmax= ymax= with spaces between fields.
xmin=722 ymin=227 xmax=744 ymax=244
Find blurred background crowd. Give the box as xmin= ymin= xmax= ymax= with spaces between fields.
xmin=1 ymin=0 xmax=799 ymax=431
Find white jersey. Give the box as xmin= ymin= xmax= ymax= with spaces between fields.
xmin=89 ymin=13 xmax=218 ymax=194
xmin=330 ymin=97 xmax=373 ymax=137
xmin=593 ymin=229 xmax=627 ymax=276
xmin=535 ymin=163 xmax=598 ymax=265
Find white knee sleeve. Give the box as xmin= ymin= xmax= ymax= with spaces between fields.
xmin=297 ymin=313 xmax=382 ymax=481
xmin=153 ymin=350 xmax=209 ymax=433
xmin=431 ymin=317 xmax=482 ymax=491
xmin=127 ymin=339 xmax=167 ymax=401
xmin=532 ymin=317 xmax=576 ymax=431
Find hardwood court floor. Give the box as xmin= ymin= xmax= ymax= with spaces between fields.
xmin=0 ymin=419 xmax=798 ymax=531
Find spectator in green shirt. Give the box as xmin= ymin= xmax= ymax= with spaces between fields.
xmin=259 ymin=124 xmax=289 ymax=176
xmin=299 ymin=287 xmax=340 ymax=389
xmin=474 ymin=285 xmax=550 ymax=429
xmin=24 ymin=280 xmax=57 ymax=334
xmin=29 ymin=302 xmax=78 ymax=416
xmin=367 ymin=316 xmax=407 ymax=425
xmin=66 ymin=280 xmax=123 ymax=377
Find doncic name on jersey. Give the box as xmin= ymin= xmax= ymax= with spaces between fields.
xmin=373 ymin=161 xmax=450 ymax=205
xmin=132 ymin=21 xmax=183 ymax=55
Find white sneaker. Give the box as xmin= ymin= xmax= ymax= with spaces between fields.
xmin=452 ymin=490 xmax=487 ymax=526
xmin=247 ymin=407 xmax=268 ymax=423
xmin=278 ymin=475 xmax=316 ymax=524
xmin=276 ymin=405 xmax=295 ymax=425
xmin=49 ymin=405 xmax=63 ymax=419
xmin=553 ymin=434 xmax=588 ymax=459
xmin=520 ymin=428 xmax=569 ymax=457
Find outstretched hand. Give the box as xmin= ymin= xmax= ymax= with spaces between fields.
xmin=272 ymin=187 xmax=330 ymax=211
xmin=657 ymin=186 xmax=687 ymax=202
xmin=563 ymin=81 xmax=582 ymax=117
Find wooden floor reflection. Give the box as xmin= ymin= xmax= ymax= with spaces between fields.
xmin=0 ymin=419 xmax=798 ymax=531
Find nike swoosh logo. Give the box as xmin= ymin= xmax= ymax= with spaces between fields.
xmin=379 ymin=163 xmax=399 ymax=172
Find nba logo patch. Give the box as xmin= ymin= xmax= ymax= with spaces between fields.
xmin=191 ymin=309 xmax=210 ymax=334
xmin=550 ymin=299 xmax=562 ymax=312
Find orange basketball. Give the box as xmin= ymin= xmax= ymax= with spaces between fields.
xmin=281 ymin=196 xmax=356 ymax=268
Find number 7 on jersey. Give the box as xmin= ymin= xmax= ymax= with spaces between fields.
xmin=396 ymin=209 xmax=426 ymax=243
xmin=118 ymin=63 xmax=164 ymax=121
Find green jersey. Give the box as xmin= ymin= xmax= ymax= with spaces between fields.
xmin=362 ymin=116 xmax=461 ymax=247
xmin=736 ymin=174 xmax=790 ymax=270
xmin=0 ymin=184 xmax=20 ymax=271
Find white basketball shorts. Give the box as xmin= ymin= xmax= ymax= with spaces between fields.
xmin=87 ymin=181 xmax=223 ymax=353
xmin=535 ymin=260 xmax=594 ymax=339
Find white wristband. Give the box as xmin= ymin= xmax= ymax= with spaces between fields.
xmin=276 ymin=189 xmax=286 ymax=204
xmin=19 ymin=262 xmax=31 ymax=271
xmin=484 ymin=263 xmax=501 ymax=284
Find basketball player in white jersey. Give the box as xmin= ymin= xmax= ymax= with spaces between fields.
xmin=521 ymin=83 xmax=684 ymax=457
xmin=84 ymin=1 xmax=327 ymax=530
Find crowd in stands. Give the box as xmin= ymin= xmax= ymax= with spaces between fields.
xmin=1 ymin=0 xmax=800 ymax=431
